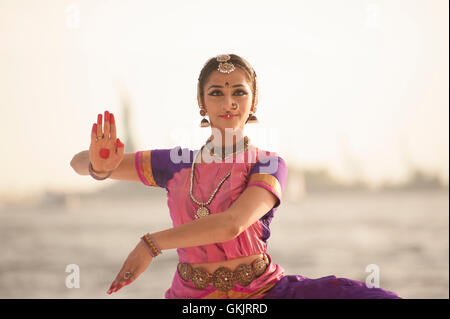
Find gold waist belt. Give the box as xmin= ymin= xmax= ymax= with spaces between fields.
xmin=177 ymin=254 xmax=270 ymax=292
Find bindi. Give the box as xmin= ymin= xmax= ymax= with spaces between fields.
xmin=99 ymin=148 xmax=110 ymax=159
xmin=225 ymin=82 xmax=229 ymax=87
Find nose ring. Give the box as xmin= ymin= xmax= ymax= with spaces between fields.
xmin=221 ymin=103 xmax=238 ymax=109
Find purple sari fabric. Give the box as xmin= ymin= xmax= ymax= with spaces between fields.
xmin=262 ymin=274 xmax=401 ymax=299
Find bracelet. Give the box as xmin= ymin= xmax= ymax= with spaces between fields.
xmin=147 ymin=233 xmax=162 ymax=254
xmin=141 ymin=233 xmax=162 ymax=257
xmin=141 ymin=235 xmax=158 ymax=257
xmin=143 ymin=233 xmax=161 ymax=257
xmin=88 ymin=162 xmax=113 ymax=180
xmin=141 ymin=238 xmax=156 ymax=257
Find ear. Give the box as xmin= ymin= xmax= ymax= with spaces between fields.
xmin=251 ymin=73 xmax=259 ymax=112
xmin=252 ymin=78 xmax=258 ymax=112
xmin=197 ymin=82 xmax=205 ymax=110
xmin=252 ymin=94 xmax=258 ymax=112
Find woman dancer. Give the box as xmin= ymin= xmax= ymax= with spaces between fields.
xmin=70 ymin=54 xmax=401 ymax=299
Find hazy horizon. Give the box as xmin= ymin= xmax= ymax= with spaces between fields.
xmin=0 ymin=0 xmax=448 ymax=198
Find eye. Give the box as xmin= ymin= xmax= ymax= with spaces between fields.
xmin=208 ymin=90 xmax=223 ymax=96
xmin=234 ymin=89 xmax=248 ymax=96
xmin=207 ymin=89 xmax=248 ymax=96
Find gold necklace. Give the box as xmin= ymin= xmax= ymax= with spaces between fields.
xmin=189 ymin=145 xmax=232 ymax=219
xmin=205 ymin=136 xmax=250 ymax=160
xmin=189 ymin=136 xmax=250 ymax=219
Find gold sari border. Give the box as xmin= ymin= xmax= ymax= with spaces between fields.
xmin=247 ymin=173 xmax=282 ymax=202
xmin=136 ymin=151 xmax=158 ymax=187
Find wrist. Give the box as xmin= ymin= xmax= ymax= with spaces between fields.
xmin=139 ymin=239 xmax=154 ymax=259
xmin=91 ymin=163 xmax=111 ymax=175
xmin=88 ymin=162 xmax=113 ymax=180
xmin=141 ymin=233 xmax=162 ymax=258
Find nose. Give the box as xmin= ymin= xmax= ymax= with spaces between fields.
xmin=222 ymin=96 xmax=237 ymax=112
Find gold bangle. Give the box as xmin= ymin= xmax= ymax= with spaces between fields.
xmin=141 ymin=236 xmax=158 ymax=257
xmin=146 ymin=237 xmax=159 ymax=256
xmin=143 ymin=234 xmax=161 ymax=257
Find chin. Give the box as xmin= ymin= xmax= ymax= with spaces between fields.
xmin=213 ymin=125 xmax=240 ymax=132
xmin=218 ymin=127 xmax=237 ymax=132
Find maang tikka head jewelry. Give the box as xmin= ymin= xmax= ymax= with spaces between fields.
xmin=216 ymin=54 xmax=235 ymax=74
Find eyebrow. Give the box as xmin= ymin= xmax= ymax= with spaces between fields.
xmin=207 ymin=84 xmax=245 ymax=90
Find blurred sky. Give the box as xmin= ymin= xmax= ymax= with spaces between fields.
xmin=0 ymin=0 xmax=448 ymax=198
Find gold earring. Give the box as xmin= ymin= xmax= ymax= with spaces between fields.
xmin=246 ymin=108 xmax=259 ymax=124
xmin=199 ymin=108 xmax=210 ymax=127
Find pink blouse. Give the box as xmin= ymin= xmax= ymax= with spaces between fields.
xmin=135 ymin=145 xmax=287 ymax=264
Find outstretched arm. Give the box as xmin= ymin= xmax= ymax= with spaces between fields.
xmin=70 ymin=150 xmax=141 ymax=182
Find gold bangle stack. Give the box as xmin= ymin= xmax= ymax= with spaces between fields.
xmin=141 ymin=233 xmax=162 ymax=257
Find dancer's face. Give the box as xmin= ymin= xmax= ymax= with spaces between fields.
xmin=202 ymin=68 xmax=255 ymax=134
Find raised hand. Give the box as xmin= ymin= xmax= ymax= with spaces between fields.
xmin=89 ymin=110 xmax=125 ymax=173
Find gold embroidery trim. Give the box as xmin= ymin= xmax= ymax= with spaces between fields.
xmin=141 ymin=151 xmax=158 ymax=187
xmin=247 ymin=173 xmax=282 ymax=201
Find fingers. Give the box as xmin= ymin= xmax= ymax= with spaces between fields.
xmin=93 ymin=111 xmax=114 ymax=142
xmin=107 ymin=261 xmax=128 ymax=294
xmin=91 ymin=123 xmax=97 ymax=144
xmin=115 ymin=138 xmax=125 ymax=156
xmin=110 ymin=113 xmax=117 ymax=141
xmin=96 ymin=113 xmax=103 ymax=139
xmin=108 ymin=278 xmax=133 ymax=294
xmin=108 ymin=272 xmax=134 ymax=294
xmin=104 ymin=110 xmax=111 ymax=140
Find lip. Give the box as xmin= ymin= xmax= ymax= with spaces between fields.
xmin=220 ymin=114 xmax=237 ymax=119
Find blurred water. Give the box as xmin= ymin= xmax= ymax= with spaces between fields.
xmin=0 ymin=190 xmax=448 ymax=299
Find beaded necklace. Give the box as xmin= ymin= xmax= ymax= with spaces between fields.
xmin=189 ymin=137 xmax=249 ymax=219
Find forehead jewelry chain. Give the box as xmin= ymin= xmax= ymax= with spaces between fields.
xmin=189 ymin=145 xmax=233 ymax=219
